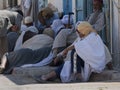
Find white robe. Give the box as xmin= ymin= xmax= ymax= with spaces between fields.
xmin=60 ymin=32 xmax=106 ymax=82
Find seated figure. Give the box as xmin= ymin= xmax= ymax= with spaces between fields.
xmin=32 ymin=21 xmax=110 ymax=83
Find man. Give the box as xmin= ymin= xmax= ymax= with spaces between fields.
xmin=33 ymin=22 xmax=106 ymax=83
xmin=22 ymin=0 xmax=52 ymax=29
xmin=37 ymin=7 xmax=59 ymax=33
xmin=0 ymin=9 xmax=23 ymax=59
xmin=86 ymin=0 xmax=104 ymax=32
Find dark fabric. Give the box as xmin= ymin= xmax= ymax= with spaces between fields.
xmin=71 ymin=49 xmax=84 ymax=73
xmin=23 ymin=31 xmax=37 ymax=43
xmin=55 ymin=64 xmax=64 ymax=78
xmin=3 ymin=47 xmax=52 ymax=74
xmin=7 ymin=32 xmax=19 ymax=52
xmin=55 ymin=49 xmax=85 ymax=78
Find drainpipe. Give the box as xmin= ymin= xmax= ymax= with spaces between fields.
xmin=110 ymin=0 xmax=113 ymax=54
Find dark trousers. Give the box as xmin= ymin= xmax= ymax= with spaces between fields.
xmin=71 ymin=49 xmax=84 ymax=73
xmin=55 ymin=49 xmax=84 ymax=78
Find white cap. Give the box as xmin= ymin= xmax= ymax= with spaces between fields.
xmin=24 ymin=16 xmax=33 ymax=24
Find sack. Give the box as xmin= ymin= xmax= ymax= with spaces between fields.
xmin=60 ymin=60 xmax=71 ymax=83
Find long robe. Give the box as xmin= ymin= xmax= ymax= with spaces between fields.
xmin=87 ymin=10 xmax=105 ymax=31
xmin=60 ymin=32 xmax=106 ymax=82
xmin=3 ymin=47 xmax=51 ymax=74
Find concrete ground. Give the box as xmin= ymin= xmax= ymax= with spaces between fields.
xmin=0 ymin=66 xmax=120 ymax=90
xmin=0 ymin=75 xmax=120 ymax=90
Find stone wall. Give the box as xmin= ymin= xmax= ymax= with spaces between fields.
xmin=111 ymin=0 xmax=120 ymax=71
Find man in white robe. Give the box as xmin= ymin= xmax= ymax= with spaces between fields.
xmin=32 ymin=21 xmax=107 ymax=83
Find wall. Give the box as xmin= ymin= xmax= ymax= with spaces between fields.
xmin=111 ymin=0 xmax=120 ymax=70
xmin=48 ymin=0 xmax=63 ymax=12
xmin=0 ymin=0 xmax=7 ymax=9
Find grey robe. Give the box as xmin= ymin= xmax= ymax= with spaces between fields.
xmin=3 ymin=47 xmax=51 ymax=74
xmin=52 ymin=28 xmax=77 ymax=49
xmin=87 ymin=10 xmax=105 ymax=31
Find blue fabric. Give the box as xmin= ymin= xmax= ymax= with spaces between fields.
xmin=7 ymin=32 xmax=19 ymax=52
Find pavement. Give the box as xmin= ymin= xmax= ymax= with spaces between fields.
xmin=0 ymin=66 xmax=120 ymax=90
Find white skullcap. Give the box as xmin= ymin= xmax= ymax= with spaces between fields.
xmin=24 ymin=16 xmax=33 ymax=24
xmin=61 ymin=15 xmax=73 ymax=25
xmin=51 ymin=19 xmax=65 ymax=36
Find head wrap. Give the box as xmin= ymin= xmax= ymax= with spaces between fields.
xmin=24 ymin=16 xmax=33 ymax=24
xmin=61 ymin=15 xmax=73 ymax=25
xmin=43 ymin=28 xmax=54 ymax=38
xmin=47 ymin=3 xmax=58 ymax=12
xmin=41 ymin=7 xmax=54 ymax=17
xmin=77 ymin=21 xmax=96 ymax=37
xmin=51 ymin=19 xmax=65 ymax=35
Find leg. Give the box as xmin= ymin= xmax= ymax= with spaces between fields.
xmin=0 ymin=53 xmax=8 ymax=73
xmin=41 ymin=71 xmax=57 ymax=81
xmin=0 ymin=37 xmax=8 ymax=59
xmin=33 ymin=71 xmax=57 ymax=83
xmin=34 ymin=64 xmax=64 ymax=82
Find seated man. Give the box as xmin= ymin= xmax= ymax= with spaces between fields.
xmin=0 ymin=9 xmax=23 ymax=59
xmin=22 ymin=28 xmax=54 ymax=50
xmin=7 ymin=25 xmax=19 ymax=52
xmin=37 ymin=7 xmax=59 ymax=33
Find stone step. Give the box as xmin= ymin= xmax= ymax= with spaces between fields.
xmin=12 ymin=66 xmax=120 ymax=83
xmin=89 ymin=70 xmax=120 ymax=82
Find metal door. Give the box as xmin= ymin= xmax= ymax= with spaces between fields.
xmin=63 ymin=0 xmax=72 ymax=15
xmin=75 ymin=0 xmax=87 ymax=21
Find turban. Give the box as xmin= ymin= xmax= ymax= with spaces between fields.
xmin=77 ymin=21 xmax=96 ymax=37
xmin=61 ymin=15 xmax=73 ymax=25
xmin=43 ymin=28 xmax=54 ymax=38
xmin=41 ymin=7 xmax=53 ymax=17
xmin=51 ymin=19 xmax=65 ymax=35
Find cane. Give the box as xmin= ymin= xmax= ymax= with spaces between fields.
xmin=68 ymin=12 xmax=74 ymax=28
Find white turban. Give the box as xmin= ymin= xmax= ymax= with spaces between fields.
xmin=51 ymin=19 xmax=65 ymax=36
xmin=61 ymin=15 xmax=73 ymax=25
